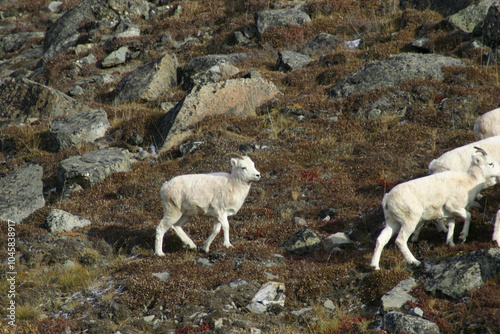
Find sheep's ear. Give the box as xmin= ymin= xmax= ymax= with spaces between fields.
xmin=472 ymin=154 xmax=484 ymax=165
xmin=231 ymin=158 xmax=237 ymax=168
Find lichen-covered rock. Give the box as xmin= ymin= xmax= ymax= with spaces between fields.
xmin=383 ymin=311 xmax=440 ymax=334
xmin=424 ymin=248 xmax=500 ymax=299
xmin=327 ymin=53 xmax=465 ymax=100
xmin=157 ymin=77 xmax=282 ymax=153
xmin=255 ymin=8 xmax=311 ymax=36
xmin=44 ymin=209 xmax=92 ymax=232
xmin=0 ymin=77 xmax=92 ymax=128
xmin=446 ymin=0 xmax=497 ymax=33
xmin=57 ymin=148 xmax=131 ymax=192
xmin=0 ymin=164 xmax=45 ymax=223
xmin=112 ymin=53 xmax=179 ymax=105
xmin=49 ymin=109 xmax=111 ymax=151
xmin=280 ymin=228 xmax=321 ymax=255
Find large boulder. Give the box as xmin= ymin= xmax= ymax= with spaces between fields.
xmin=447 ymin=0 xmax=498 ymax=33
xmin=480 ymin=2 xmax=500 ymax=47
xmin=156 ymin=77 xmax=282 ymax=153
xmin=327 ymin=53 xmax=465 ymax=100
xmin=57 ymin=148 xmax=131 ymax=192
xmin=44 ymin=209 xmax=92 ymax=233
xmin=383 ymin=311 xmax=440 ymax=334
xmin=0 ymin=77 xmax=92 ymax=129
xmin=255 ymin=8 xmax=311 ymax=36
xmin=0 ymin=164 xmax=45 ymax=223
xmin=49 ymin=109 xmax=111 ymax=151
xmin=113 ymin=53 xmax=180 ymax=105
xmin=424 ymin=248 xmax=500 ymax=299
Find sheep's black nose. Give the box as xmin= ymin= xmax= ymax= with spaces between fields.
xmin=255 ymin=173 xmax=261 ymax=180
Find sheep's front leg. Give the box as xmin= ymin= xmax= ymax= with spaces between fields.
xmin=202 ymin=221 xmax=222 ymax=253
xmin=156 ymin=214 xmax=180 ymax=256
xmin=458 ymin=211 xmax=472 ymax=243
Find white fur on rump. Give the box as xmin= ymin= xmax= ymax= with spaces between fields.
xmin=155 ymin=155 xmax=261 ymax=255
xmin=474 ymin=107 xmax=500 ymax=140
xmin=371 ymin=148 xmax=500 ymax=270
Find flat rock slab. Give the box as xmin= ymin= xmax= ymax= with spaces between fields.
xmin=424 ymin=248 xmax=500 ymax=299
xmin=57 ymin=148 xmax=131 ymax=191
xmin=381 ymin=277 xmax=418 ymax=312
xmin=0 ymin=77 xmax=92 ymax=129
xmin=0 ymin=164 xmax=45 ymax=223
xmin=49 ymin=109 xmax=111 ymax=151
xmin=255 ymin=8 xmax=311 ymax=35
xmin=44 ymin=209 xmax=92 ymax=232
xmin=327 ymin=53 xmax=465 ymax=100
xmin=157 ymin=77 xmax=282 ymax=153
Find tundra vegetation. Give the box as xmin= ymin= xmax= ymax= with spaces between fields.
xmin=0 ymin=0 xmax=499 ymax=333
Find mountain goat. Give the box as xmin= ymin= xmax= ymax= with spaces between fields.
xmin=371 ymin=147 xmax=500 ymax=270
xmin=474 ymin=107 xmax=500 ymax=140
xmin=155 ymin=154 xmax=261 ymax=256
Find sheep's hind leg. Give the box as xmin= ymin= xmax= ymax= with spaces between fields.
xmin=155 ymin=213 xmax=181 ymax=256
xmin=395 ymin=223 xmax=421 ymax=267
xmin=370 ymin=219 xmax=400 ymax=270
xmin=444 ymin=218 xmax=456 ymax=247
xmin=201 ymin=221 xmax=222 ymax=253
xmin=172 ymin=216 xmax=197 ymax=250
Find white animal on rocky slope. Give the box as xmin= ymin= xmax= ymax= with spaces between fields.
xmin=371 ymin=147 xmax=500 ymax=270
xmin=474 ymin=107 xmax=500 ymax=140
xmin=155 ymin=154 xmax=261 ymax=256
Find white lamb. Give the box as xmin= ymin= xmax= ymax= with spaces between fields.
xmin=155 ymin=154 xmax=261 ymax=256
xmin=371 ymin=147 xmax=500 ymax=270
xmin=474 ymin=107 xmax=500 ymax=140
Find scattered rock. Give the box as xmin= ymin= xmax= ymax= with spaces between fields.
xmin=49 ymin=109 xmax=111 ymax=151
xmin=57 ymin=148 xmax=132 ymax=192
xmin=320 ymin=232 xmax=353 ymax=252
xmin=113 ymin=53 xmax=180 ymax=105
xmin=280 ymin=228 xmax=321 ymax=255
xmin=381 ymin=277 xmax=418 ymax=312
xmin=44 ymin=209 xmax=92 ymax=233
xmin=0 ymin=77 xmax=92 ymax=128
xmin=424 ymin=248 xmax=500 ymax=299
xmin=446 ymin=0 xmax=497 ymax=33
xmin=156 ymin=77 xmax=282 ymax=153
xmin=247 ymin=281 xmax=285 ymax=314
xmin=101 ymin=46 xmax=129 ymax=68
xmin=152 ymin=271 xmax=171 ymax=281
xmin=301 ymin=32 xmax=340 ymax=56
xmin=0 ymin=32 xmax=45 ymax=56
xmin=255 ymin=8 xmax=311 ymax=36
xmin=383 ymin=311 xmax=440 ymax=334
xmin=277 ymin=50 xmax=313 ymax=72
xmin=0 ymin=164 xmax=45 ymax=223
xmin=327 ymin=53 xmax=465 ymax=100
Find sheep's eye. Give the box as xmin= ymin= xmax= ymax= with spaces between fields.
xmin=241 ymin=167 xmax=247 ymax=170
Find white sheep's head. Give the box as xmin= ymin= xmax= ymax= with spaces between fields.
xmin=230 ymin=155 xmax=261 ymax=183
xmin=471 ymin=146 xmax=500 ymax=181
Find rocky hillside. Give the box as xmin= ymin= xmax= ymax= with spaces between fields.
xmin=1 ymin=0 xmax=500 ymax=333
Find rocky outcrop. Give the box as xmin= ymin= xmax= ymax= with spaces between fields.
xmin=0 ymin=164 xmax=45 ymax=223
xmin=277 ymin=50 xmax=313 ymax=72
xmin=57 ymin=148 xmax=131 ymax=192
xmin=255 ymin=8 xmax=311 ymax=36
xmin=0 ymin=77 xmax=92 ymax=128
xmin=112 ymin=53 xmax=180 ymax=105
xmin=383 ymin=311 xmax=441 ymax=334
xmin=424 ymin=248 xmax=500 ymax=299
xmin=44 ymin=209 xmax=92 ymax=233
xmin=327 ymin=53 xmax=465 ymax=100
xmin=156 ymin=77 xmax=282 ymax=153
xmin=49 ymin=109 xmax=111 ymax=151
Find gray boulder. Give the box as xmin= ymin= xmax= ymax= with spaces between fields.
xmin=113 ymin=53 xmax=179 ymax=105
xmin=424 ymin=248 xmax=500 ymax=299
xmin=44 ymin=209 xmax=92 ymax=232
xmin=301 ymin=32 xmax=340 ymax=56
xmin=0 ymin=77 xmax=92 ymax=129
xmin=381 ymin=277 xmax=418 ymax=312
xmin=255 ymin=8 xmax=311 ymax=36
xmin=277 ymin=50 xmax=313 ymax=72
xmin=327 ymin=53 xmax=465 ymax=100
xmin=49 ymin=109 xmax=111 ymax=151
xmin=0 ymin=32 xmax=45 ymax=56
xmin=0 ymin=164 xmax=45 ymax=223
xmin=280 ymin=228 xmax=321 ymax=255
xmin=383 ymin=311 xmax=440 ymax=334
xmin=182 ymin=53 xmax=249 ymax=90
xmin=446 ymin=0 xmax=498 ymax=33
xmin=157 ymin=77 xmax=282 ymax=153
xmin=247 ymin=281 xmax=286 ymax=314
xmin=320 ymin=232 xmax=353 ymax=253
xmin=57 ymin=148 xmax=131 ymax=192
xmin=187 ymin=63 xmax=240 ymax=91
xmin=481 ymin=2 xmax=500 ymax=47
xmin=101 ymin=46 xmax=129 ymax=68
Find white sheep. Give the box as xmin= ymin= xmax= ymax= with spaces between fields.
xmin=428 ymin=136 xmax=500 ymax=242
xmin=155 ymin=154 xmax=261 ymax=256
xmin=371 ymin=147 xmax=500 ymax=270
xmin=474 ymin=107 xmax=500 ymax=140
